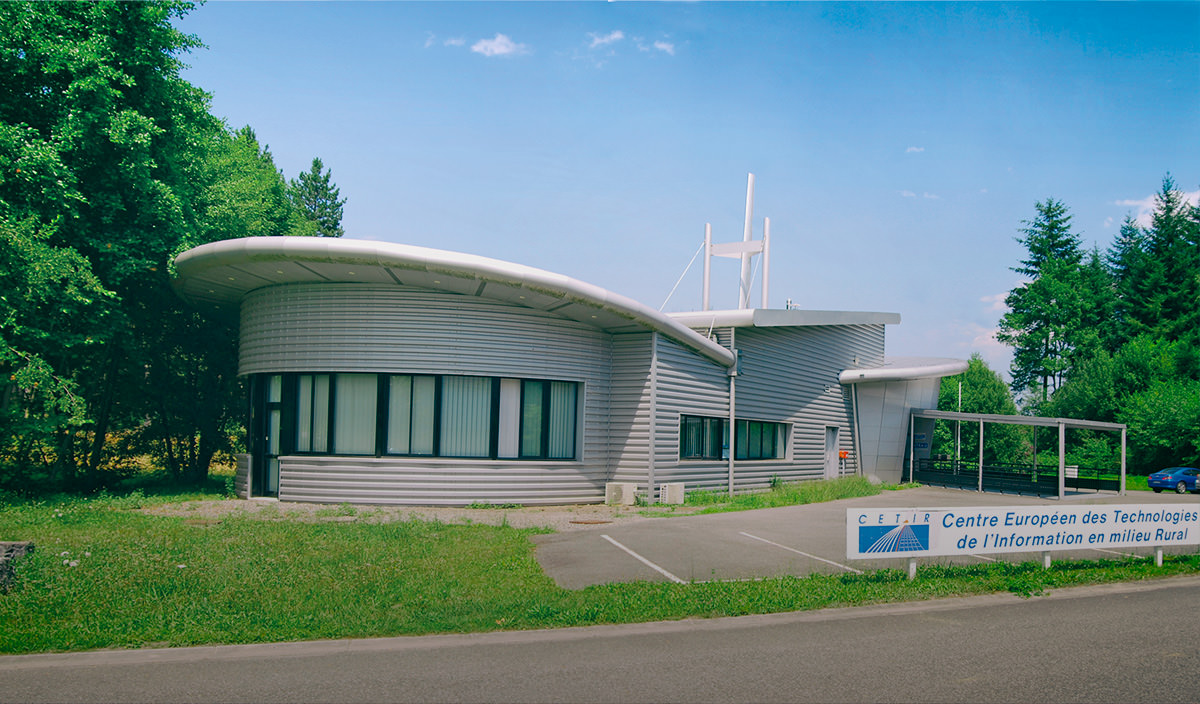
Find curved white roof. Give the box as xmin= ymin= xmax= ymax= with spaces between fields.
xmin=172 ymin=237 xmax=736 ymax=368
xmin=838 ymin=356 xmax=968 ymax=384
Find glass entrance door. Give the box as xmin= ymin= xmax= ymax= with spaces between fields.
xmin=251 ymin=374 xmax=283 ymax=496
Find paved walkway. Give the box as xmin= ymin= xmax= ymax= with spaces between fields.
xmin=532 ymin=486 xmax=1200 ymax=588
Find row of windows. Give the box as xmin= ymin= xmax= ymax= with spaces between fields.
xmin=679 ymin=415 xmax=789 ymax=461
xmin=266 ymin=373 xmax=579 ymax=460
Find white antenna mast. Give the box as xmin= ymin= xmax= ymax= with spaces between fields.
xmin=701 ymin=173 xmax=771 ymax=311
xmin=738 ymin=173 xmax=755 ymax=309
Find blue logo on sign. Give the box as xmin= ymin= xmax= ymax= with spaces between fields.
xmin=859 ymin=523 xmax=929 ymax=553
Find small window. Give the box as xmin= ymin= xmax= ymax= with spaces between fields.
xmin=734 ymin=419 xmax=787 ymax=460
xmin=679 ymin=415 xmax=727 ymax=460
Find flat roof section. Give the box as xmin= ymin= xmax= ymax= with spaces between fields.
xmin=172 ymin=237 xmax=735 ymax=368
xmin=671 ymin=308 xmax=901 ymax=330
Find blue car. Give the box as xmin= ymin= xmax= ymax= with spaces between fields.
xmin=1147 ymin=467 xmax=1200 ymax=494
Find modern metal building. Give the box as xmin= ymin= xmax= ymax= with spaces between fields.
xmin=172 ymin=236 xmax=964 ymax=505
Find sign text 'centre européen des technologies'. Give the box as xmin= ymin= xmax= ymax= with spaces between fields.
xmin=847 ymin=505 xmax=1199 ymax=559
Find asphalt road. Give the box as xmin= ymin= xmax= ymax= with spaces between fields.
xmin=534 ymin=486 xmax=1200 ymax=588
xmin=3 ymin=576 xmax=1198 ymax=703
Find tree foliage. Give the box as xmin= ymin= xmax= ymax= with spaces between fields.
xmin=1000 ymin=176 xmax=1200 ymax=474
xmin=0 ymin=1 xmax=347 ymax=493
xmin=932 ymin=354 xmax=1029 ymax=465
xmin=997 ymin=199 xmax=1113 ymax=400
xmin=289 ymin=157 xmax=346 ymax=238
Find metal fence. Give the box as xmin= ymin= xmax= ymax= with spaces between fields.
xmin=913 ymin=458 xmax=1120 ymax=498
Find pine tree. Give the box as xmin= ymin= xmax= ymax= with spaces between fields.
xmin=289 ymin=157 xmax=346 ymax=238
xmin=997 ymin=199 xmax=1089 ymax=400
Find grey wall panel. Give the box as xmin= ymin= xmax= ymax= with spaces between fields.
xmin=608 ymin=333 xmax=652 ymax=485
xmin=611 ymin=324 xmax=885 ymax=497
xmin=650 ymin=335 xmax=730 ymax=486
xmin=729 ymin=324 xmax=884 ymax=488
xmin=279 ymin=456 xmax=607 ymax=505
xmin=242 ymin=283 xmax=613 ymax=505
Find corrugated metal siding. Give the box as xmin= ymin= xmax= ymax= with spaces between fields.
xmin=608 ymin=333 xmax=652 ymax=485
xmin=650 ymin=336 xmax=731 ymax=491
xmin=727 ymin=324 xmax=884 ymax=491
xmin=278 ymin=457 xmax=607 ymax=506
xmin=608 ymin=323 xmax=886 ymax=498
xmin=241 ymin=283 xmax=612 ymax=505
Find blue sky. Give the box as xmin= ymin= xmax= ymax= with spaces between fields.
xmin=175 ymin=2 xmax=1200 ymax=375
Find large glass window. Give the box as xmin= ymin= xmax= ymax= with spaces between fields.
xmin=333 ymin=374 xmax=377 ymax=455
xmin=680 ymin=415 xmax=787 ymax=461
xmin=735 ymin=419 xmax=787 ymax=460
xmin=280 ymin=373 xmax=577 ymax=460
xmin=548 ymin=382 xmax=577 ymax=459
xmin=439 ymin=376 xmax=493 ymax=458
xmin=296 ymin=374 xmax=330 ymax=453
xmin=388 ymin=375 xmax=436 ymax=455
xmin=519 ymin=379 xmax=578 ymax=459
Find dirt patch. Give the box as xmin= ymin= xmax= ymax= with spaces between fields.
xmin=141 ymin=498 xmax=707 ymax=531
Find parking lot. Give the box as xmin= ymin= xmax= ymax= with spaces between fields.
xmin=531 ymin=486 xmax=1200 ymax=588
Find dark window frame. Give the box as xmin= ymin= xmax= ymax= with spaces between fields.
xmin=274 ymin=372 xmax=578 ymax=461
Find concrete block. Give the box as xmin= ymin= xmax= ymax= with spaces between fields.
xmin=659 ymin=483 xmax=685 ymax=505
xmin=605 ymin=482 xmax=637 ymax=506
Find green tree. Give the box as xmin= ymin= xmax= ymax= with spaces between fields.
xmin=1045 ymin=336 xmax=1199 ymax=472
xmin=1142 ymin=176 xmax=1200 ymax=346
xmin=0 ymin=1 xmax=331 ymax=491
xmin=0 ymin=1 xmax=226 ymax=489
xmin=194 ymin=126 xmax=317 ymax=243
xmin=289 ymin=157 xmax=346 ymax=238
xmin=932 ymin=354 xmax=1029 ymax=465
xmin=997 ymin=199 xmax=1095 ymax=400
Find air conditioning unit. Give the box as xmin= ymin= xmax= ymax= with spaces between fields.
xmin=605 ymin=482 xmax=637 ymax=506
xmin=659 ymin=483 xmax=685 ymax=505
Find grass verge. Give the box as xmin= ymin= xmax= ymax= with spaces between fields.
xmin=680 ymin=476 xmax=885 ymax=513
xmin=3 ymin=488 xmax=1199 ymax=655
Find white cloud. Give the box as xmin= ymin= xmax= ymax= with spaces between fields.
xmin=653 ymin=40 xmax=675 ymax=55
xmin=426 ymin=34 xmax=467 ymax=49
xmin=472 ymin=34 xmax=529 ymax=57
xmin=899 ymin=190 xmax=916 ymax=198
xmin=1115 ymin=189 xmax=1200 ymax=228
xmin=980 ymin=292 xmax=1008 ymax=314
xmin=923 ymin=192 xmax=940 ymax=200
xmin=906 ymin=146 xmax=925 ymax=153
xmin=589 ymin=30 xmax=624 ymax=49
xmin=1103 ymin=216 xmax=1115 ymax=228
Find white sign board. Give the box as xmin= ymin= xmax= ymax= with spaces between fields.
xmin=847 ymin=505 xmax=1200 ymax=559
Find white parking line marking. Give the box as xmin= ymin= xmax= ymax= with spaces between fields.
xmin=969 ymin=554 xmax=997 ymax=562
xmin=738 ymin=532 xmax=864 ymax=574
xmin=1092 ymin=548 xmax=1144 ymax=559
xmin=600 ymin=534 xmax=686 ymax=584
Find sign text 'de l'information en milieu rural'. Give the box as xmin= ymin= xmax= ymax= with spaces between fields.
xmin=847 ymin=505 xmax=1199 ymax=559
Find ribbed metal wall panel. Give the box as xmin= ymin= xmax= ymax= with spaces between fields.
xmin=649 ymin=336 xmax=730 ymax=492
xmin=278 ymin=457 xmax=608 ymax=506
xmin=644 ymin=324 xmax=886 ymax=494
xmin=240 ymin=283 xmax=612 ymax=505
xmin=608 ymin=333 xmax=652 ymax=485
xmin=728 ymin=324 xmax=884 ymax=490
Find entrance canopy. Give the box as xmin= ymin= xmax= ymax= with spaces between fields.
xmin=908 ymin=410 xmax=1127 ymax=498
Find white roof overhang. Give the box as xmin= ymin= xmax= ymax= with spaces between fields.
xmin=172 ymin=237 xmax=736 ymax=368
xmin=839 ymin=356 xmax=969 ymax=385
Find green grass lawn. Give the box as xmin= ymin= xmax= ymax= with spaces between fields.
xmin=2 ymin=484 xmax=1199 ymax=655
